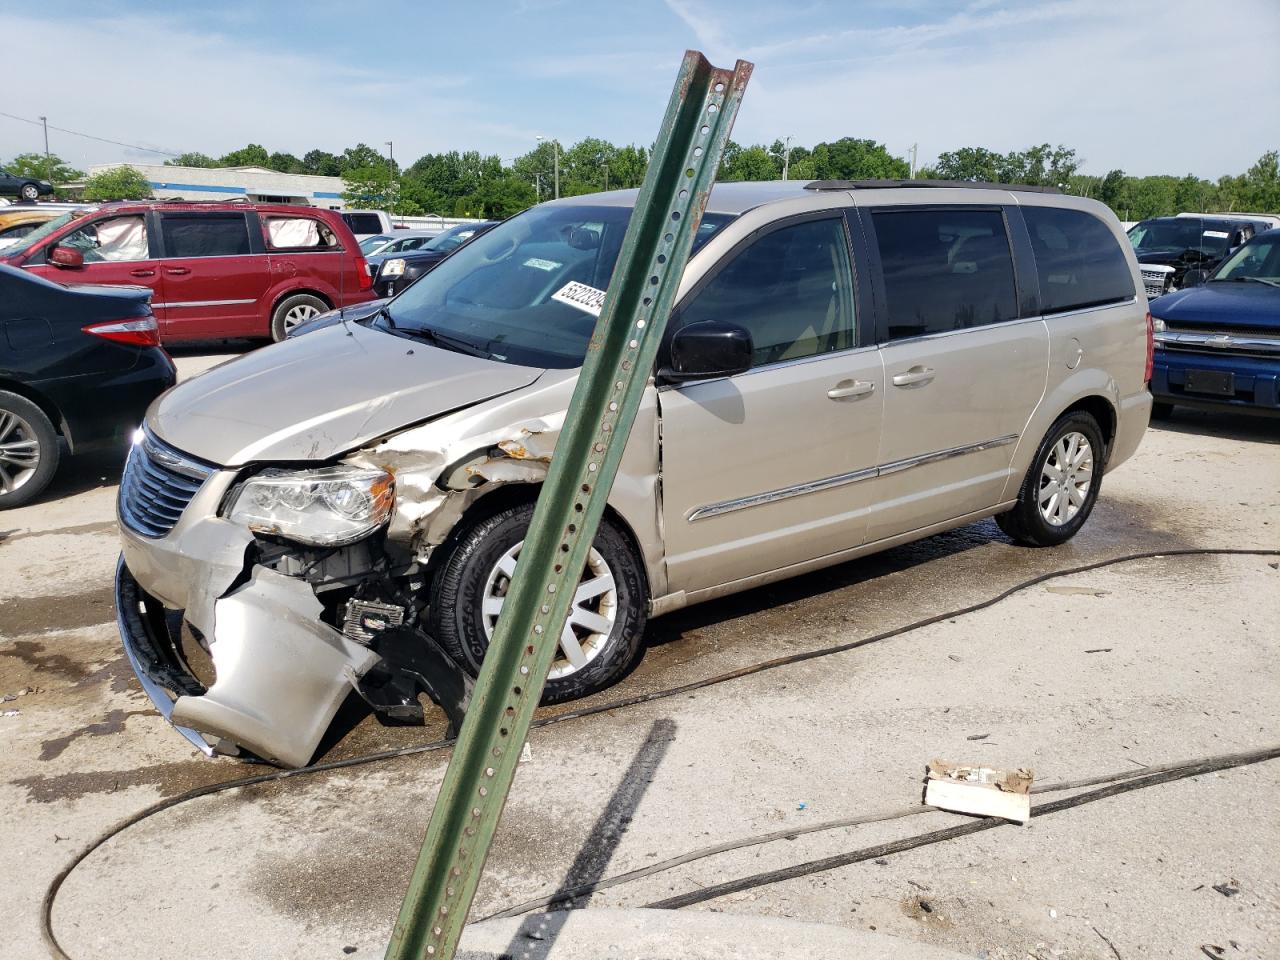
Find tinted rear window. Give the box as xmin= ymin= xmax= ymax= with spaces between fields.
xmin=162 ymin=213 xmax=251 ymax=258
xmin=345 ymin=213 xmax=384 ymax=234
xmin=1025 ymin=207 xmax=1134 ymax=313
xmin=872 ymin=208 xmax=1018 ymax=340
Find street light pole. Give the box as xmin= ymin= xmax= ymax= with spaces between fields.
xmin=385 ymin=140 xmax=396 ymax=215
xmin=39 ymin=115 xmax=51 ymax=181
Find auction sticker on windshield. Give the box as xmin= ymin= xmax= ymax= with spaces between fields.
xmin=524 ymin=257 xmax=562 ymax=271
xmin=1204 ymin=231 xmax=1230 ymax=239
xmin=552 ymin=280 xmax=607 ymax=317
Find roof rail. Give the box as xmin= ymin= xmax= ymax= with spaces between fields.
xmin=804 ymin=178 xmax=1062 ymax=194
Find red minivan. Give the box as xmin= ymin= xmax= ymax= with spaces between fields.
xmin=0 ymin=202 xmax=375 ymax=342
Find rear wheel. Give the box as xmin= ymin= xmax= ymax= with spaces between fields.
xmin=428 ymin=503 xmax=648 ymax=704
xmin=996 ymin=411 xmax=1105 ymax=547
xmin=0 ymin=391 xmax=60 ymax=509
xmin=270 ymin=293 xmax=327 ymax=341
xmin=19 ymin=183 xmax=39 ymax=202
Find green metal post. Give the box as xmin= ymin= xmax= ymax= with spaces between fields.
xmin=385 ymin=50 xmax=752 ymax=960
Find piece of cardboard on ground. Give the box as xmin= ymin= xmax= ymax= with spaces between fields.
xmin=925 ymin=759 xmax=1034 ymax=823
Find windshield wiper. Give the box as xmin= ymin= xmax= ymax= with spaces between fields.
xmin=405 ymin=324 xmax=495 ymax=359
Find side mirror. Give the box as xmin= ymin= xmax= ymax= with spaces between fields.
xmin=49 ymin=245 xmax=84 ymax=269
xmin=662 ymin=320 xmax=753 ymax=382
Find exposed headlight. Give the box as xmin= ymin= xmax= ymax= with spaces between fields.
xmin=228 ymin=465 xmax=394 ymax=546
xmin=1151 ymin=317 xmax=1167 ymax=333
xmin=381 ymin=258 xmax=406 ymax=277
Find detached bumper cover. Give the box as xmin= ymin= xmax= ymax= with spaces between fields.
xmin=116 ymin=557 xmax=378 ymax=767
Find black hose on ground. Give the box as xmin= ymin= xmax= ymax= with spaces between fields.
xmin=39 ymin=547 xmax=1280 ymax=959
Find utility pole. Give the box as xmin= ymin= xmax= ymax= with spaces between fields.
xmin=782 ymin=135 xmax=792 ymax=180
xmin=39 ymin=115 xmax=51 ymax=181
xmin=385 ymin=140 xmax=396 ymax=215
xmin=909 ymin=142 xmax=918 ymax=179
xmin=538 ymin=135 xmax=560 ymax=199
xmin=535 ymin=171 xmax=542 ymax=200
xmin=603 ymin=163 xmax=609 ymax=191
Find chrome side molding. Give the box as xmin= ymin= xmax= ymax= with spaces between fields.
xmin=688 ymin=433 xmax=1019 ymax=522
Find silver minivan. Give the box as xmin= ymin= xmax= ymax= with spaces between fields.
xmin=116 ymin=181 xmax=1153 ymax=766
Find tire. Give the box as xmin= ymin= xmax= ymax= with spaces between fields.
xmin=270 ymin=293 xmax=327 ymax=342
xmin=1150 ymin=401 xmax=1174 ymax=420
xmin=19 ymin=183 xmax=39 ymax=202
xmin=0 ymin=391 xmax=60 ymax=510
xmin=996 ymin=411 xmax=1105 ymax=547
xmin=428 ymin=503 xmax=648 ymax=704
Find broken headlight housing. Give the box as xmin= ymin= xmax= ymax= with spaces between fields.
xmin=228 ymin=465 xmax=394 ymax=546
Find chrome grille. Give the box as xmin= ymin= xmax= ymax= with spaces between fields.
xmin=118 ymin=432 xmax=214 ymax=538
xmin=1141 ymin=267 xmax=1173 ymax=298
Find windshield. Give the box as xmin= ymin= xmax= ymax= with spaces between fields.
xmin=1128 ymin=219 xmax=1231 ymax=258
xmin=380 ymin=204 xmax=734 ymax=368
xmin=2 ymin=211 xmax=82 ymax=256
xmin=1212 ymin=235 xmax=1280 ymax=283
xmin=359 ymin=235 xmax=393 ymax=254
xmin=424 ymin=223 xmax=486 ymax=253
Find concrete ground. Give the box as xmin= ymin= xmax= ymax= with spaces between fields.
xmin=1 ymin=344 xmax=1278 ymax=960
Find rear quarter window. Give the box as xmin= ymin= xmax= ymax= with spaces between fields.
xmin=1025 ymin=207 xmax=1135 ymax=313
xmin=264 ymin=215 xmax=341 ymax=251
xmin=344 ymin=213 xmax=384 ymax=235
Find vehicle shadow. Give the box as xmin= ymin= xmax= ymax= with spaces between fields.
xmin=29 ymin=445 xmax=128 ymax=505
xmin=1149 ymin=407 xmax=1279 ymax=444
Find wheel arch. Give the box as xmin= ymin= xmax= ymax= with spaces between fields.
xmin=0 ymin=378 xmax=66 ymax=440
xmin=1060 ymin=394 xmax=1117 ymax=462
xmin=270 ymin=287 xmax=333 ymax=317
xmin=423 ymin=480 xmax=653 ymax=602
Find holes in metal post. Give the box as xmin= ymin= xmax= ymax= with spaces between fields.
xmin=714 ymin=81 xmax=725 ymax=92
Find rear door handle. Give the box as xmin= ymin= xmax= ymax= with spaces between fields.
xmin=891 ymin=365 xmax=935 ymax=388
xmin=165 ymin=267 xmax=191 ymax=276
xmin=129 ymin=268 xmax=155 ymax=278
xmin=827 ymin=379 xmax=876 ymax=401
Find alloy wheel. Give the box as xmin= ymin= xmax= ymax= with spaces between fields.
xmin=481 ymin=540 xmax=618 ymax=679
xmin=1038 ymin=431 xmax=1093 ymax=526
xmin=0 ymin=410 xmax=41 ymax=495
xmin=283 ymin=303 xmax=321 ymax=332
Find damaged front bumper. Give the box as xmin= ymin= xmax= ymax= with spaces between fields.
xmin=116 ymin=556 xmax=378 ymax=767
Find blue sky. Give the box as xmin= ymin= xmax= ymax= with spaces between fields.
xmin=2 ymin=0 xmax=1277 ymax=179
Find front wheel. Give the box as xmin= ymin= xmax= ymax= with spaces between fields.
xmin=19 ymin=183 xmax=39 ymax=202
xmin=996 ymin=411 xmax=1105 ymax=547
xmin=270 ymin=293 xmax=327 ymax=342
xmin=0 ymin=391 xmax=60 ymax=509
xmin=428 ymin=503 xmax=648 ymax=704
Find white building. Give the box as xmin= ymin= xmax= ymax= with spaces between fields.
xmin=83 ymin=163 xmax=349 ymax=209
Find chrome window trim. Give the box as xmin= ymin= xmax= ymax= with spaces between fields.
xmin=1040 ymin=296 xmax=1139 ymax=321
xmin=688 ymin=433 xmax=1018 ymax=522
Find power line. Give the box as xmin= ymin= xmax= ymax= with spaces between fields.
xmin=0 ymin=110 xmax=181 ymax=158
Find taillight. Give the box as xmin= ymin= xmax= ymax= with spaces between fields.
xmin=356 ymin=257 xmax=374 ymax=291
xmin=83 ymin=316 xmax=160 ymax=348
xmin=1144 ymin=311 xmax=1154 ymax=383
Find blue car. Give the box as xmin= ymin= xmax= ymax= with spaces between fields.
xmin=1149 ymin=228 xmax=1280 ymax=418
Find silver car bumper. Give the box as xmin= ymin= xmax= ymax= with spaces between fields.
xmin=116 ymin=556 xmax=377 ymax=767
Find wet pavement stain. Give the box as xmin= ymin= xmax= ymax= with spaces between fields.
xmin=0 ymin=585 xmax=116 ymax=636
xmin=12 ymin=758 xmax=237 ymax=803
xmin=0 ymin=638 xmax=133 ymax=694
xmin=39 ymin=708 xmax=151 ymax=761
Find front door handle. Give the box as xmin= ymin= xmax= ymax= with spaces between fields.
xmin=827 ymin=379 xmax=876 ymax=401
xmin=130 ymin=268 xmax=156 ymax=278
xmin=891 ymin=365 xmax=936 ymax=388
xmin=165 ymin=267 xmax=191 ymax=276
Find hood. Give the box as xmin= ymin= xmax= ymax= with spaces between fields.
xmin=148 ymin=321 xmax=544 ymax=466
xmin=1150 ymin=282 xmax=1280 ymax=330
xmin=286 ymin=298 xmax=386 ymax=338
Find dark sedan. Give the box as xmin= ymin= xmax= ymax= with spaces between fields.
xmin=1150 ymin=229 xmax=1280 ymax=418
xmin=373 ymin=220 xmax=500 ymax=298
xmin=0 ymin=264 xmax=176 ymax=507
xmin=0 ymin=168 xmax=55 ymax=202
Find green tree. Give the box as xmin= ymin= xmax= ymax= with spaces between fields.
xmin=341 ymin=164 xmax=395 ymax=210
xmin=218 ymin=143 xmax=271 ymax=167
xmin=721 ymin=144 xmax=778 ymax=181
xmin=302 ymin=149 xmax=342 ymax=176
xmin=267 ymin=152 xmax=305 ymax=174
xmin=4 ymin=152 xmax=83 ymax=183
xmin=164 ymin=152 xmax=220 ymax=168
xmin=341 ymin=143 xmax=389 ymax=173
xmin=932 ymin=146 xmax=1009 ymax=182
xmin=810 ymin=138 xmax=909 ymax=180
xmin=1218 ymin=151 xmax=1280 ymax=212
xmin=82 ymin=165 xmax=153 ymax=200
xmin=463 ymin=175 xmax=537 ymax=218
